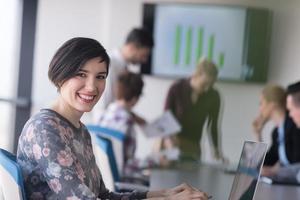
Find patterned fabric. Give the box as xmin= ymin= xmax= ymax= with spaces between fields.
xmin=98 ymin=103 xmax=158 ymax=175
xmin=17 ymin=109 xmax=147 ymax=200
xmin=98 ymin=102 xmax=136 ymax=164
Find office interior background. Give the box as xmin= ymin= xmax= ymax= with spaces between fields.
xmin=1 ymin=0 xmax=300 ymax=164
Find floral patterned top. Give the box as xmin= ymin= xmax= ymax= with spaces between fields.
xmin=17 ymin=109 xmax=147 ymax=200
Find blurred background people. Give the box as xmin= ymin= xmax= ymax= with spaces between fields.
xmin=98 ymin=71 xmax=169 ymax=177
xmin=161 ymin=57 xmax=223 ymax=162
xmin=99 ymin=27 xmax=154 ymax=110
xmin=253 ymin=84 xmax=300 ymax=177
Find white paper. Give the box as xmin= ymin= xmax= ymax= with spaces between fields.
xmin=142 ymin=110 xmax=181 ymax=138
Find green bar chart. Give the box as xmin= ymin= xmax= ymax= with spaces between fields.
xmin=173 ymin=25 xmax=225 ymax=69
xmin=152 ymin=5 xmax=247 ymax=79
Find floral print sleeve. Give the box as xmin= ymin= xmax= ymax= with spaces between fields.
xmin=17 ymin=109 xmax=147 ymax=200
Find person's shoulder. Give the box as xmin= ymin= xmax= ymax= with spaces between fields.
xmin=25 ymin=109 xmax=53 ymax=123
xmin=36 ymin=109 xmax=60 ymax=122
xmin=25 ymin=109 xmax=62 ymax=130
xmin=19 ymin=109 xmax=61 ymax=144
xmin=171 ymin=78 xmax=189 ymax=89
xmin=285 ymin=114 xmax=300 ymax=135
xmin=99 ymin=102 xmax=131 ymax=122
xmin=177 ymin=78 xmax=188 ymax=84
xmin=285 ymin=113 xmax=298 ymax=129
xmin=108 ymin=48 xmax=126 ymax=67
xmin=109 ymin=102 xmax=131 ymax=118
xmin=207 ymin=87 xmax=220 ymax=97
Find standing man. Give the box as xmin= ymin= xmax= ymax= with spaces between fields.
xmin=100 ymin=27 xmax=154 ymax=109
xmin=164 ymin=58 xmax=223 ymax=161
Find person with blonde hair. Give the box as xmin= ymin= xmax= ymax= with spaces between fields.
xmin=163 ymin=57 xmax=223 ymax=161
xmin=252 ymin=84 xmax=300 ymax=177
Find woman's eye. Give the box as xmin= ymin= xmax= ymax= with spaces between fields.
xmin=76 ymin=73 xmax=86 ymax=78
xmin=96 ymin=75 xmax=107 ymax=80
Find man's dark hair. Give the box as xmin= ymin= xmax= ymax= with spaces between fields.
xmin=125 ymin=27 xmax=154 ymax=48
xmin=116 ymin=71 xmax=144 ymax=102
xmin=48 ymin=37 xmax=110 ymax=88
xmin=287 ymin=81 xmax=300 ymax=106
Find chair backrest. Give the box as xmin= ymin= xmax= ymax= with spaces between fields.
xmin=0 ymin=148 xmax=26 ymax=200
xmin=87 ymin=125 xmax=125 ymax=175
xmin=91 ymin=134 xmax=120 ymax=191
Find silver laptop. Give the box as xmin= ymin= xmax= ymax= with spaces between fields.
xmin=228 ymin=141 xmax=268 ymax=200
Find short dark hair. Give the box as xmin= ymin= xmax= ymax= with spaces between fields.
xmin=287 ymin=81 xmax=300 ymax=106
xmin=48 ymin=37 xmax=110 ymax=88
xmin=116 ymin=71 xmax=144 ymax=102
xmin=125 ymin=27 xmax=154 ymax=48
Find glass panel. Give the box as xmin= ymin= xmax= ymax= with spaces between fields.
xmin=0 ymin=0 xmax=23 ymax=151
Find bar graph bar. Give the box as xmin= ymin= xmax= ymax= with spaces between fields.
xmin=196 ymin=27 xmax=204 ymax=63
xmin=174 ymin=25 xmax=182 ymax=65
xmin=208 ymin=34 xmax=215 ymax=61
xmin=184 ymin=26 xmax=192 ymax=66
xmin=218 ymin=52 xmax=225 ymax=68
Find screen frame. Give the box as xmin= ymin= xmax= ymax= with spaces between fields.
xmin=142 ymin=2 xmax=273 ymax=83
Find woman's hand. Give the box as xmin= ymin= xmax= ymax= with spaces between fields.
xmin=164 ymin=183 xmax=209 ymax=200
xmin=252 ymin=114 xmax=267 ymax=141
xmin=130 ymin=112 xmax=147 ymax=126
xmin=146 ymin=183 xmax=209 ymax=200
xmin=261 ymin=162 xmax=280 ymax=177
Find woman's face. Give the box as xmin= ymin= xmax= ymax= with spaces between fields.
xmin=191 ymin=71 xmax=214 ymax=93
xmin=259 ymin=95 xmax=273 ymax=120
xmin=287 ymin=95 xmax=300 ymax=127
xmin=59 ymin=57 xmax=107 ymax=114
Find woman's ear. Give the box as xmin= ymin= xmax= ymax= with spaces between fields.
xmin=56 ymin=82 xmax=63 ymax=92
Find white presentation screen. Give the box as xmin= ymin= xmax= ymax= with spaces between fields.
xmin=152 ymin=5 xmax=247 ymax=80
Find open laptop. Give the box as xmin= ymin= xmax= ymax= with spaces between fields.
xmin=228 ymin=141 xmax=268 ymax=200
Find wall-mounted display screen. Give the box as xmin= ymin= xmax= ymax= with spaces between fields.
xmin=142 ymin=3 xmax=272 ymax=83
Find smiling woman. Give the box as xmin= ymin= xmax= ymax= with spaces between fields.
xmin=16 ymin=37 xmax=209 ymax=200
xmin=54 ymin=57 xmax=107 ymax=124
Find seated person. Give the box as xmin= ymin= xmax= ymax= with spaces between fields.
xmin=98 ymin=71 xmax=169 ymax=176
xmin=252 ymin=84 xmax=300 ymax=177
xmin=17 ymin=37 xmax=208 ymax=200
xmin=162 ymin=57 xmax=223 ymax=161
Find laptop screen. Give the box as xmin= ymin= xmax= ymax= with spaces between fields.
xmin=228 ymin=141 xmax=268 ymax=200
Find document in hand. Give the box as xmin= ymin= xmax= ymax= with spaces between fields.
xmin=142 ymin=110 xmax=181 ymax=138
